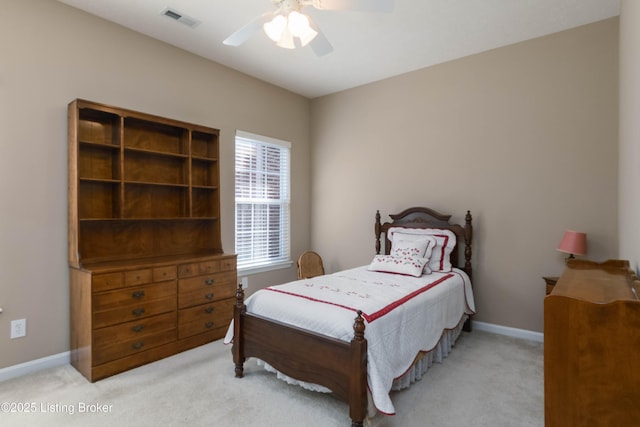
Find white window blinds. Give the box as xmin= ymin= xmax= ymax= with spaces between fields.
xmin=235 ymin=131 xmax=291 ymax=271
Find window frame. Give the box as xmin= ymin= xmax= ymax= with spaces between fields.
xmin=234 ymin=130 xmax=292 ymax=275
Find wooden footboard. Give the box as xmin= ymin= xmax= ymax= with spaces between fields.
xmin=233 ymin=285 xmax=368 ymax=427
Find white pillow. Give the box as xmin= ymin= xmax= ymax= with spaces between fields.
xmin=367 ymin=255 xmax=429 ymax=277
xmin=388 ymin=227 xmax=457 ymax=272
xmin=390 ymin=236 xmax=436 ymax=259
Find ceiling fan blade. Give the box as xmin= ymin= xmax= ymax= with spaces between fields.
xmin=223 ymin=13 xmax=272 ymax=47
xmin=308 ymin=21 xmax=333 ymax=57
xmin=311 ymin=0 xmax=394 ymax=12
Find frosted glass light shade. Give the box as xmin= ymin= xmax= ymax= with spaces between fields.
xmin=264 ymin=15 xmax=287 ymax=42
xmin=264 ymin=11 xmax=318 ymax=49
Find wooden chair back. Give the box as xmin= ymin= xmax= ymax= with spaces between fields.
xmin=297 ymin=251 xmax=325 ymax=279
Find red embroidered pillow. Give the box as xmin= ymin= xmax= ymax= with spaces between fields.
xmin=390 ymin=236 xmax=436 ymax=259
xmin=388 ymin=228 xmax=457 ymax=272
xmin=367 ymin=255 xmax=429 ymax=277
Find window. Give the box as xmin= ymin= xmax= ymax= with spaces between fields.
xmin=235 ymin=131 xmax=291 ymax=272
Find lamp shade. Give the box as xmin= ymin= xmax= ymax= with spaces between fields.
xmin=557 ymin=230 xmax=587 ymax=256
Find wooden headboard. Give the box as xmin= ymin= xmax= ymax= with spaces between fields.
xmin=374 ymin=207 xmax=473 ymax=281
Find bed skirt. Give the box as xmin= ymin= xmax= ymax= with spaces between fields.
xmin=257 ymin=314 xmax=468 ymax=414
xmin=391 ymin=314 xmax=467 ymax=391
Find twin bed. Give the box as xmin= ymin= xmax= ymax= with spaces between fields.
xmin=225 ymin=207 xmax=474 ymax=426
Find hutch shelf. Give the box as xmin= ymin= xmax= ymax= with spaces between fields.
xmin=68 ymin=99 xmax=236 ymax=381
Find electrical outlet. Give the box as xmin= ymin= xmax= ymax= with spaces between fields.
xmin=11 ymin=319 xmax=26 ymax=339
xmin=241 ymin=277 xmax=249 ymax=289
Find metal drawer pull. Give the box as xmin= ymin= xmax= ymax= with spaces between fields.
xmin=132 ymin=324 xmax=145 ymax=333
xmin=205 ymin=293 xmax=214 ymax=300
xmin=132 ymin=290 xmax=145 ymax=299
xmin=132 ymin=341 xmax=144 ymax=350
xmin=204 ymin=306 xmax=214 ymax=314
xmin=205 ymin=321 xmax=214 ymax=329
xmin=205 ymin=278 xmax=214 ymax=285
xmin=132 ymin=308 xmax=145 ymax=317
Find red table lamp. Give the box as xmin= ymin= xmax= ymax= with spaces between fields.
xmin=557 ymin=230 xmax=587 ymax=262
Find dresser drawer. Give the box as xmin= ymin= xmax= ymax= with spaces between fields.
xmin=94 ymin=311 xmax=177 ymax=345
xmin=178 ymin=288 xmax=234 ymax=310
xmin=178 ymin=299 xmax=233 ymax=339
xmin=178 ymin=299 xmax=233 ymax=324
xmin=178 ymin=263 xmax=199 ymax=278
xmin=93 ymin=296 xmax=176 ymax=329
xmin=124 ymin=268 xmax=153 ymax=286
xmin=178 ymin=257 xmax=236 ymax=278
xmin=92 ymin=328 xmax=176 ymax=366
xmin=199 ymin=260 xmax=220 ymax=275
xmin=178 ymin=272 xmax=236 ymax=309
xmin=178 ymin=271 xmax=236 ymax=294
xmin=93 ymin=281 xmax=176 ymax=312
xmin=93 ymin=272 xmax=124 ymax=292
xmin=179 ymin=260 xmax=221 ymax=278
xmin=220 ymin=257 xmax=236 ymax=272
xmin=153 ymin=266 xmax=176 ymax=282
xmin=93 ymin=312 xmax=177 ymax=365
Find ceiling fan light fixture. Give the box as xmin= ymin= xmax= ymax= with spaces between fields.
xmin=264 ymin=9 xmax=318 ymax=49
xmin=227 ymin=0 xmax=394 ymax=55
xmin=289 ymin=11 xmax=318 ymax=46
xmin=297 ymin=28 xmax=318 ymax=46
xmin=287 ymin=11 xmax=309 ymax=37
xmin=275 ymin=27 xmax=296 ymax=49
xmin=263 ymin=14 xmax=287 ymax=42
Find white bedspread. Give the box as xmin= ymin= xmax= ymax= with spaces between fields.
xmin=224 ymin=266 xmax=475 ymax=415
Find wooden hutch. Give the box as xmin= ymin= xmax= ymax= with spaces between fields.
xmin=68 ymin=99 xmax=236 ymax=381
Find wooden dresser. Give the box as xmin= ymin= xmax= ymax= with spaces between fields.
xmin=68 ymin=99 xmax=236 ymax=381
xmin=544 ymin=259 xmax=640 ymax=426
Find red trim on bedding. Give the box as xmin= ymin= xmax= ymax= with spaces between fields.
xmin=367 ymin=274 xmax=452 ymax=321
xmin=266 ymin=273 xmax=454 ymax=323
xmin=434 ymin=234 xmax=449 ymax=271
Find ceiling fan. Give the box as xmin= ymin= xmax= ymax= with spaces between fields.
xmin=223 ymin=0 xmax=395 ymax=57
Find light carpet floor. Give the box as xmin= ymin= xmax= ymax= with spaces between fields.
xmin=0 ymin=330 xmax=543 ymax=426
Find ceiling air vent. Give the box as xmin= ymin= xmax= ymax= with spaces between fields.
xmin=161 ymin=7 xmax=201 ymax=29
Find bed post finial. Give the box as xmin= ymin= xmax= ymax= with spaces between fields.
xmin=353 ymin=310 xmax=366 ymax=341
xmin=464 ymin=210 xmax=473 ymax=280
xmin=235 ymin=283 xmax=245 ymax=308
xmin=375 ymin=210 xmax=381 ymax=255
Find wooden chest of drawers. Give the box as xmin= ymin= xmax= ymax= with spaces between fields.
xmin=70 ymin=254 xmax=236 ymax=382
xmin=177 ymin=259 xmax=236 ymax=339
xmin=545 ymin=259 xmax=640 ymax=426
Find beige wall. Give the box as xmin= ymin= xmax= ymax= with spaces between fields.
xmin=619 ymin=1 xmax=640 ymax=269
xmin=0 ymin=0 xmax=310 ymax=368
xmin=310 ymin=18 xmax=619 ymax=333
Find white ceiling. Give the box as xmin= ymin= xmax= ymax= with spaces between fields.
xmin=57 ymin=0 xmax=620 ymax=99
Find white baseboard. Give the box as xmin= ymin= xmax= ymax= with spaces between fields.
xmin=472 ymin=321 xmax=544 ymax=343
xmin=0 ymin=351 xmax=70 ymax=383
